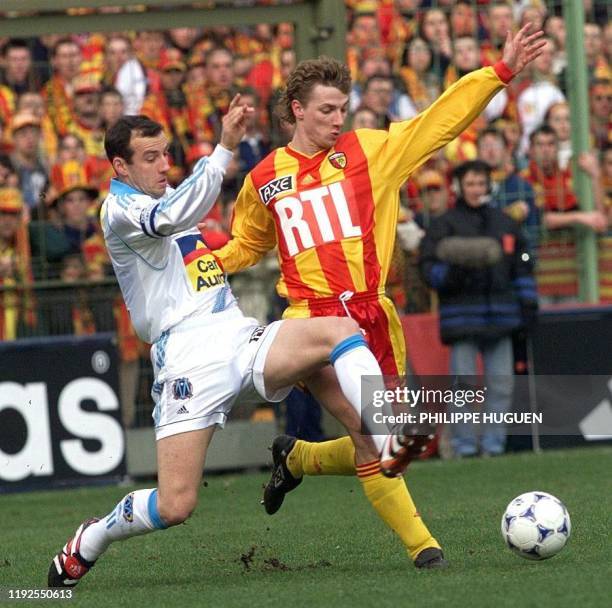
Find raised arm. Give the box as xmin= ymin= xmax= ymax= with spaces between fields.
xmin=153 ymin=95 xmax=254 ymax=236
xmin=374 ymin=24 xmax=546 ymax=185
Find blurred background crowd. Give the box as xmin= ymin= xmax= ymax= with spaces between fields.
xmin=0 ymin=0 xmax=610 ymax=428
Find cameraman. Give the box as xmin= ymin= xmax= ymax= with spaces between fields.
xmin=419 ymin=160 xmax=538 ymax=457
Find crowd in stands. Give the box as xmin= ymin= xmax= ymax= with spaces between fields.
xmin=0 ymin=0 xmax=610 ymax=350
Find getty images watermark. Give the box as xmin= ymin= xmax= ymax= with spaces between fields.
xmin=360 ymin=375 xmax=612 ymax=439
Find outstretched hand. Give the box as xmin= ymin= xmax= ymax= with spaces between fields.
xmin=501 ymin=23 xmax=547 ymax=76
xmin=220 ymin=94 xmax=255 ymax=150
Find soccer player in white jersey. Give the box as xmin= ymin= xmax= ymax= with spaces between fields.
xmin=47 ymin=98 xmax=406 ymax=587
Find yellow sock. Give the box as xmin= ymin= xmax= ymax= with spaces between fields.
xmin=357 ymin=460 xmax=441 ymax=561
xmin=286 ymin=436 xmax=356 ymax=478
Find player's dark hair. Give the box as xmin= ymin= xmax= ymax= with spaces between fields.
xmin=529 ymin=124 xmax=558 ymax=146
xmin=276 ymin=55 xmax=351 ymax=124
xmin=104 ymin=115 xmax=163 ymax=164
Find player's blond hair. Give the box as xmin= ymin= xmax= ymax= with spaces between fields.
xmin=276 ymin=56 xmax=351 ymax=124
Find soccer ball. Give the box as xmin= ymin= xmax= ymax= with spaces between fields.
xmin=501 ymin=491 xmax=571 ymax=560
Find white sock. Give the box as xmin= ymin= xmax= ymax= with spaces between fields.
xmin=330 ymin=334 xmax=388 ymax=453
xmin=79 ymin=488 xmax=167 ymax=562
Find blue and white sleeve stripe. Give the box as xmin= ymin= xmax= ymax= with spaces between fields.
xmin=140 ymin=203 xmax=163 ymax=238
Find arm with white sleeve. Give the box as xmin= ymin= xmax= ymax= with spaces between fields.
xmin=145 ymin=145 xmax=233 ymax=237
xmin=132 ymin=95 xmax=253 ymax=239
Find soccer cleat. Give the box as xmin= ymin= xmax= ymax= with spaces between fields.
xmin=262 ymin=435 xmax=303 ymax=515
xmin=414 ymin=547 xmax=449 ymax=569
xmin=379 ymin=421 xmax=436 ymax=478
xmin=48 ymin=518 xmax=98 ymax=588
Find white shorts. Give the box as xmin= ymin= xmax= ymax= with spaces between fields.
xmin=150 ymin=306 xmax=290 ymax=440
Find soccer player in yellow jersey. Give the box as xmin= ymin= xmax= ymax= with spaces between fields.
xmin=215 ymin=24 xmax=545 ymax=569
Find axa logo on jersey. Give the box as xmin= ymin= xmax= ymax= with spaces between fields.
xmin=274 ymin=181 xmax=362 ymax=256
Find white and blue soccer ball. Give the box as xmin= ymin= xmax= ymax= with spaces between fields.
xmin=501 ymin=491 xmax=571 ymax=560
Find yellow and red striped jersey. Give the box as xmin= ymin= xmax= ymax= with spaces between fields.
xmin=216 ymin=63 xmax=512 ymax=304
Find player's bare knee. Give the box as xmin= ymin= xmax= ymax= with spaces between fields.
xmin=159 ymin=505 xmax=195 ymax=527
xmin=339 ymin=316 xmax=360 ymax=336
xmin=327 ymin=317 xmax=360 ymax=347
xmin=158 ymin=493 xmax=197 ymax=526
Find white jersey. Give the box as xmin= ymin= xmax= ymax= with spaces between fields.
xmin=100 ymin=145 xmax=238 ymax=343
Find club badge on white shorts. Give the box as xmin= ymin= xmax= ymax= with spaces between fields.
xmin=172 ymin=377 xmax=193 ymax=400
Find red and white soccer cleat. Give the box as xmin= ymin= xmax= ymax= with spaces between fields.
xmin=379 ymin=422 xmax=436 ymax=478
xmin=48 ymin=518 xmax=98 ymax=588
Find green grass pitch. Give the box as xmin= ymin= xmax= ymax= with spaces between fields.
xmin=1 ymin=446 xmax=610 ymax=608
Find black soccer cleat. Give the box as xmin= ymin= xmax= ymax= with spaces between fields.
xmin=380 ymin=420 xmax=436 ymax=478
xmin=262 ymin=435 xmax=303 ymax=515
xmin=414 ymin=547 xmax=449 ymax=569
xmin=48 ymin=518 xmax=98 ymax=587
